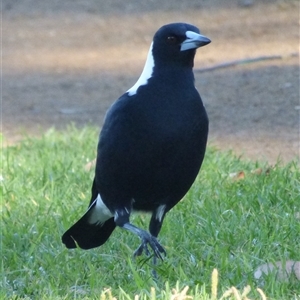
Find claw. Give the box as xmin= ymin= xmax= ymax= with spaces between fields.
xmin=121 ymin=223 xmax=166 ymax=260
xmin=133 ymin=244 xmax=144 ymax=257
xmin=133 ymin=236 xmax=166 ymax=260
xmin=133 ymin=241 xmax=151 ymax=257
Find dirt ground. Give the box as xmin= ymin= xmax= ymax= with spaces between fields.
xmin=2 ymin=0 xmax=299 ymax=164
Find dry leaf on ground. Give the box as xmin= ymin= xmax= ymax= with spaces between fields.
xmin=84 ymin=159 xmax=96 ymax=172
xmin=254 ymin=261 xmax=300 ymax=282
xmin=229 ymin=171 xmax=245 ymax=181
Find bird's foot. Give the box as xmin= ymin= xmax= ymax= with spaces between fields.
xmin=121 ymin=222 xmax=166 ymax=260
xmin=133 ymin=235 xmax=166 ymax=260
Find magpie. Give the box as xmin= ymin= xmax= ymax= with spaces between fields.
xmin=62 ymin=23 xmax=210 ymax=260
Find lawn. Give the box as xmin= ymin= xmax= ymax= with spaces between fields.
xmin=1 ymin=127 xmax=299 ymax=299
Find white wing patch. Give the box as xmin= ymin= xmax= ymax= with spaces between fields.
xmin=88 ymin=194 xmax=113 ymax=225
xmin=127 ymin=42 xmax=155 ymax=96
xmin=155 ymin=204 xmax=166 ymax=222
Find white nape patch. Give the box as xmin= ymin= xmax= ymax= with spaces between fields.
xmin=127 ymin=42 xmax=154 ymax=96
xmin=155 ymin=204 xmax=166 ymax=222
xmin=88 ymin=194 xmax=113 ymax=225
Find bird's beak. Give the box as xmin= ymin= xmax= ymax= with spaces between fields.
xmin=180 ymin=31 xmax=211 ymax=51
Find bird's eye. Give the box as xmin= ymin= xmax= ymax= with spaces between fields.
xmin=166 ymin=36 xmax=178 ymax=44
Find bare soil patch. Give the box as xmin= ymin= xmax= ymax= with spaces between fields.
xmin=2 ymin=0 xmax=299 ymax=163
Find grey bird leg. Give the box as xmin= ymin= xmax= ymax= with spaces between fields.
xmin=122 ymin=223 xmax=166 ymax=260
xmin=114 ymin=209 xmax=166 ymax=260
xmin=148 ymin=207 xmax=167 ymax=279
xmin=127 ymin=223 xmax=161 ymax=280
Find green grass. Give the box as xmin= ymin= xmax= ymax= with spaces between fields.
xmin=1 ymin=126 xmax=299 ymax=299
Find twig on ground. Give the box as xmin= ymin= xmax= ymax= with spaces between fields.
xmin=195 ymin=53 xmax=298 ymax=73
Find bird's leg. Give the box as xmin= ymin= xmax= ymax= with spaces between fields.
xmin=121 ymin=222 xmax=166 ymax=260
xmin=114 ymin=209 xmax=166 ymax=259
xmin=148 ymin=206 xmax=167 ymax=276
xmin=114 ymin=207 xmax=168 ymax=280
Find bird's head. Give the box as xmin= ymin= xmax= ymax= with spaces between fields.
xmin=152 ymin=23 xmax=211 ymax=69
xmin=127 ymin=23 xmax=211 ymax=96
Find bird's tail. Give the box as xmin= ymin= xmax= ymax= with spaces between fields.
xmin=62 ymin=217 xmax=116 ymax=250
xmin=62 ymin=197 xmax=116 ymax=250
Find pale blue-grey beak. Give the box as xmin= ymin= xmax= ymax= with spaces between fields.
xmin=180 ymin=31 xmax=211 ymax=51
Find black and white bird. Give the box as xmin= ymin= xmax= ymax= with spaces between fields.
xmin=62 ymin=23 xmax=210 ymax=260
